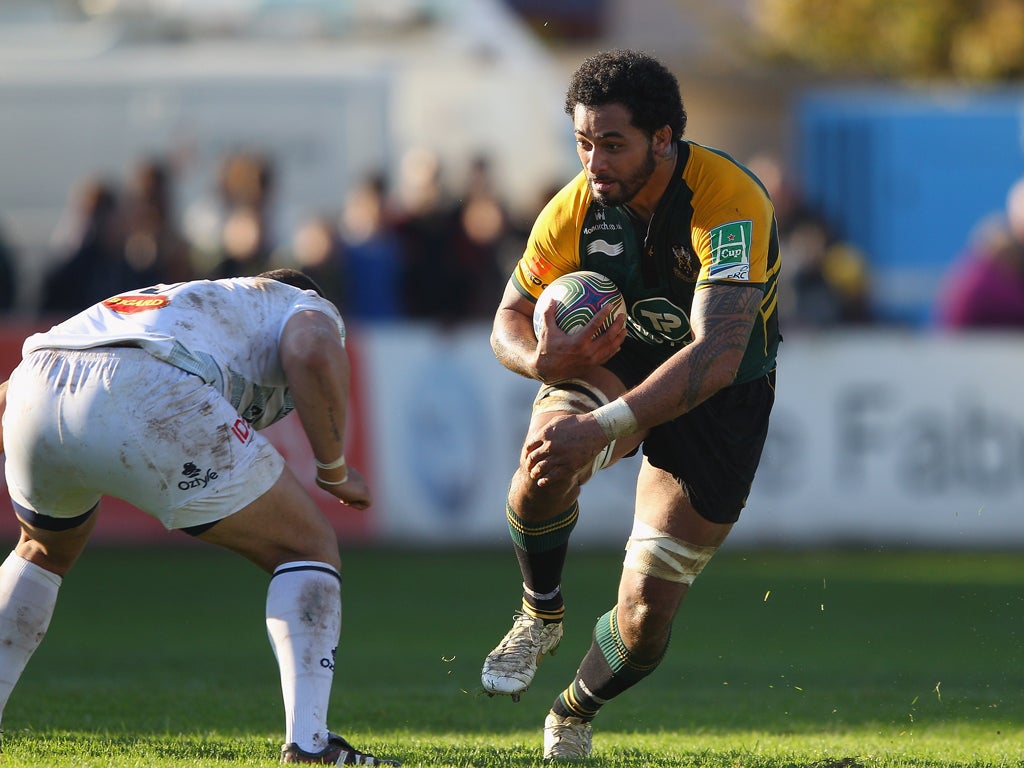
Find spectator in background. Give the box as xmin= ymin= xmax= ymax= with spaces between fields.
xmin=747 ymin=152 xmax=873 ymax=329
xmin=745 ymin=152 xmax=820 ymax=243
xmin=783 ymin=213 xmax=873 ymax=329
xmin=39 ymin=179 xmax=139 ymax=316
xmin=0 ymin=218 xmax=17 ymax=314
xmin=394 ymin=148 xmax=466 ymax=322
xmin=40 ymin=162 xmax=205 ymax=318
xmin=504 ymin=180 xmax=566 ymax=278
xmin=337 ymin=173 xmax=403 ymax=322
xmin=288 ymin=214 xmax=347 ymax=311
xmin=448 ymin=156 xmax=513 ymax=320
xmin=122 ymin=157 xmax=196 ymax=286
xmin=936 ymin=177 xmax=1024 ymax=330
xmin=209 ymin=206 xmax=275 ymax=279
xmin=186 ymin=151 xmax=278 ymax=278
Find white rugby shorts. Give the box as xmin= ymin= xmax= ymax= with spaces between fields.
xmin=3 ymin=347 xmax=285 ymax=531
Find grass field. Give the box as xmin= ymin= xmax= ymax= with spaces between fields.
xmin=2 ymin=545 xmax=1022 ymax=767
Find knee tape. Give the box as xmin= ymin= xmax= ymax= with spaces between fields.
xmin=532 ymin=379 xmax=617 ymax=474
xmin=622 ymin=519 xmax=718 ymax=585
xmin=533 ymin=378 xmax=609 ymax=415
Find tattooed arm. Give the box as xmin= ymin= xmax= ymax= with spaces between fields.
xmin=610 ymin=283 xmax=761 ymax=430
xmin=522 ymin=283 xmax=761 ymax=486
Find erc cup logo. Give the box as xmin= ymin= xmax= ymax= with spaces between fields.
xmin=709 ymin=220 xmax=752 ymax=281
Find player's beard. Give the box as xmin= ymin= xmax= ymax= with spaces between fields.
xmin=589 ymin=142 xmax=657 ymax=207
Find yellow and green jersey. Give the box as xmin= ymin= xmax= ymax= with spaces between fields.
xmin=513 ymin=141 xmax=781 ymax=385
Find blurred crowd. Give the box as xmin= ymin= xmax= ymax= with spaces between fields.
xmin=749 ymin=153 xmax=1024 ymax=333
xmin=746 ymin=153 xmax=875 ymax=331
xmin=3 ymin=147 xmax=1021 ymax=332
xmin=934 ymin=175 xmax=1024 ymax=330
xmin=0 ymin=149 xmax=533 ymax=326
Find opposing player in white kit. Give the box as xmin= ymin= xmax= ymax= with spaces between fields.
xmin=0 ymin=269 xmax=400 ymax=766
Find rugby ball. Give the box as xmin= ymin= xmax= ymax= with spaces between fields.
xmin=533 ymin=271 xmax=625 ymax=338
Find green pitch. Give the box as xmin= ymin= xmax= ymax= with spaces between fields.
xmin=3 ymin=546 xmax=1022 ymax=767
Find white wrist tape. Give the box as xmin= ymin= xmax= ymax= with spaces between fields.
xmin=591 ymin=397 xmax=639 ymax=441
xmin=316 ymin=467 xmax=349 ymax=486
xmin=315 ymin=454 xmax=349 ymax=485
xmin=315 ymin=454 xmax=347 ymax=471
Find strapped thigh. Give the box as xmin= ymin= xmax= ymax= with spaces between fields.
xmin=622 ymin=518 xmax=718 ymax=585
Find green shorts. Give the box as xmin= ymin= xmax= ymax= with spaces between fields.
xmin=604 ymin=347 xmax=775 ymax=524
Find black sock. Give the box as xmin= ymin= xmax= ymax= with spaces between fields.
xmin=507 ymin=501 xmax=578 ymax=624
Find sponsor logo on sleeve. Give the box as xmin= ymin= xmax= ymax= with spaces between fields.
xmin=524 ymin=252 xmax=554 ymax=286
xmin=102 ymin=295 xmax=170 ymax=314
xmin=708 ymin=220 xmax=752 ymax=280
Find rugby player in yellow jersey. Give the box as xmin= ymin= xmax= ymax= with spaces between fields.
xmin=479 ymin=49 xmax=781 ymax=760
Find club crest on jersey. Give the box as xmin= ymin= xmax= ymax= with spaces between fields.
xmin=103 ymin=295 xmax=170 ymax=314
xmin=671 ymin=244 xmax=699 ymax=280
xmin=709 ymin=220 xmax=752 ymax=280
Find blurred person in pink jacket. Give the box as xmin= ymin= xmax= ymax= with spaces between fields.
xmin=936 ymin=177 xmax=1024 ymax=330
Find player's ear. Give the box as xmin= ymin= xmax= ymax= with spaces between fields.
xmin=652 ymin=125 xmax=673 ymax=157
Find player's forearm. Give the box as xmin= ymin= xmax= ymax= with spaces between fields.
xmin=623 ymin=319 xmax=753 ymax=432
xmin=490 ymin=311 xmax=540 ymax=380
xmin=280 ymin=315 xmax=352 ymax=471
xmin=631 ymin=346 xmax=736 ymax=428
xmin=289 ymin=351 xmax=350 ymax=464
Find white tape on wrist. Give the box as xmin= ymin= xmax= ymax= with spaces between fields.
xmin=316 ymin=467 xmax=349 ymax=486
xmin=315 ymin=454 xmax=348 ymax=485
xmin=315 ymin=454 xmax=347 ymax=471
xmin=591 ymin=397 xmax=639 ymax=441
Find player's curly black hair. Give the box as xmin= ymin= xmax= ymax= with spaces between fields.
xmin=258 ymin=268 xmax=325 ymax=297
xmin=564 ymin=49 xmax=687 ymax=141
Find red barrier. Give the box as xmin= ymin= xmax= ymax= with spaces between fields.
xmin=0 ymin=323 xmax=376 ymax=545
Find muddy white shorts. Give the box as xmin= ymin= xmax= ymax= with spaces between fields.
xmin=3 ymin=347 xmax=285 ymax=531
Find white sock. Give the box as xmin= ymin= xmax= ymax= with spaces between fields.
xmin=265 ymin=561 xmax=341 ymax=753
xmin=0 ymin=551 xmax=62 ymax=725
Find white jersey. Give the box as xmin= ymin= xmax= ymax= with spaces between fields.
xmin=23 ymin=277 xmax=345 ymax=429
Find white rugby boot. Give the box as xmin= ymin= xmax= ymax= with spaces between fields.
xmin=543 ymin=711 xmax=592 ymax=760
xmin=481 ymin=610 xmax=563 ymax=701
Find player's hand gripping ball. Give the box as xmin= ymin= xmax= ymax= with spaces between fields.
xmin=533 ymin=271 xmax=626 ymax=338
